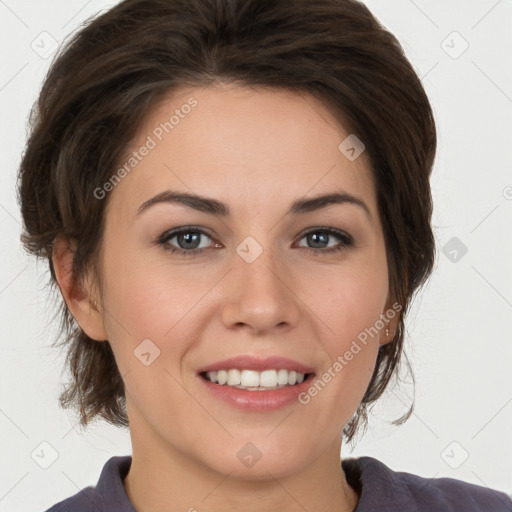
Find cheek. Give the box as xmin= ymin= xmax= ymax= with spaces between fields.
xmin=98 ymin=249 xmax=198 ymax=378
xmin=320 ymin=284 xmax=384 ymax=385
xmin=314 ymin=256 xmax=388 ymax=386
xmin=303 ymin=279 xmax=386 ymax=425
xmin=321 ymin=258 xmax=389 ymax=338
xmin=101 ymin=243 xmax=204 ymax=335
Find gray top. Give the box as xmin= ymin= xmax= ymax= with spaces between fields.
xmin=44 ymin=455 xmax=512 ymax=511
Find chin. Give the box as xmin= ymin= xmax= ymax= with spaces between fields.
xmin=198 ymin=436 xmax=311 ymax=480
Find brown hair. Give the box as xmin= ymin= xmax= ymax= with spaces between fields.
xmin=17 ymin=0 xmax=436 ymax=442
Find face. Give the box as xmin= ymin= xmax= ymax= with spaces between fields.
xmin=79 ymin=84 xmax=395 ymax=478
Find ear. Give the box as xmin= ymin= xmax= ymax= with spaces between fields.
xmin=51 ymin=235 xmax=108 ymax=342
xmin=379 ymin=294 xmax=401 ymax=346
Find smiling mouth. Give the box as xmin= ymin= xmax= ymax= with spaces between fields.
xmin=200 ymin=369 xmax=314 ymax=391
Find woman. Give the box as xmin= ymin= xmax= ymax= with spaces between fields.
xmin=17 ymin=0 xmax=512 ymax=510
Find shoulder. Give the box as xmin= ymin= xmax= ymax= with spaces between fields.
xmin=343 ymin=456 xmax=512 ymax=512
xmin=42 ymin=456 xmax=135 ymax=512
xmin=43 ymin=485 xmax=96 ymax=512
xmin=397 ymin=466 xmax=512 ymax=511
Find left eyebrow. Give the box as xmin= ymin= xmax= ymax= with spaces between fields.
xmin=135 ymin=189 xmax=373 ymax=222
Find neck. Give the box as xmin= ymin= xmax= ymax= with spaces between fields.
xmin=124 ymin=428 xmax=359 ymax=512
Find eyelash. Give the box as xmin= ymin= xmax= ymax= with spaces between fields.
xmin=156 ymin=226 xmax=354 ymax=258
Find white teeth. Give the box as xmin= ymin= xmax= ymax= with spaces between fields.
xmin=204 ymin=369 xmax=307 ymax=389
xmin=277 ymin=369 xmax=289 ymax=386
xmin=217 ymin=370 xmax=228 ymax=385
xmin=240 ymin=370 xmax=259 ymax=387
xmin=227 ymin=369 xmax=241 ymax=386
xmin=260 ymin=369 xmax=277 ymax=387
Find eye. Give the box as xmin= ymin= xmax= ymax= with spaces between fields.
xmin=157 ymin=226 xmax=217 ymax=257
xmin=295 ymin=228 xmax=354 ymax=255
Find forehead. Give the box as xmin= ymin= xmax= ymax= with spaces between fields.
xmin=105 ymin=84 xmax=378 ymax=223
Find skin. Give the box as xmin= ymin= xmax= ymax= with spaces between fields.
xmin=52 ymin=83 xmax=398 ymax=512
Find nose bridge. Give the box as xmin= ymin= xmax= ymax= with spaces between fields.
xmin=221 ymin=233 xmax=300 ymax=332
xmin=236 ymin=237 xmax=283 ymax=293
xmin=236 ymin=233 xmax=286 ymax=299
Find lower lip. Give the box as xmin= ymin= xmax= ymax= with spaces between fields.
xmin=198 ymin=374 xmax=314 ymax=411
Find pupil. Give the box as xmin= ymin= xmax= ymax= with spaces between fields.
xmin=309 ymin=232 xmax=327 ymax=248
xmin=180 ymin=232 xmax=199 ymax=249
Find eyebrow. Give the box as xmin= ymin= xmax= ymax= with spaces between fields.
xmin=136 ymin=189 xmax=372 ymax=222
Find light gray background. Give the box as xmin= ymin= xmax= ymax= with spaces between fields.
xmin=1 ymin=1 xmax=511 ymax=510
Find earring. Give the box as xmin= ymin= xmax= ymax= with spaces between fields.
xmin=385 ymin=328 xmax=389 ymax=337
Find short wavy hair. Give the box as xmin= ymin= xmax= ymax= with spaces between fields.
xmin=17 ymin=0 xmax=437 ymax=443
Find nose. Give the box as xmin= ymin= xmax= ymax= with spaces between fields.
xmin=220 ymin=240 xmax=301 ymax=335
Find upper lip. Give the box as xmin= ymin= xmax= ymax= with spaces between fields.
xmin=197 ymin=355 xmax=315 ymax=374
